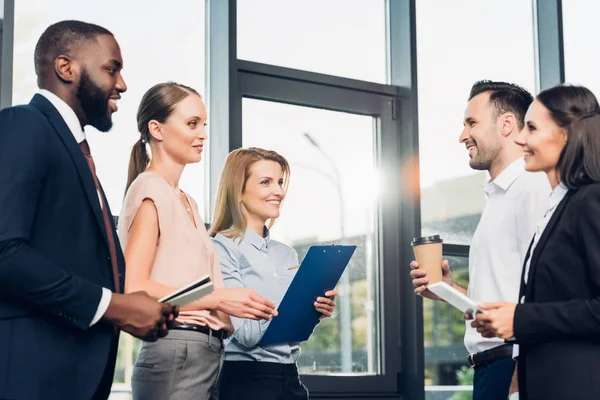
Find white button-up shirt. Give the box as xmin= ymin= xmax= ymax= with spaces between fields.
xmin=513 ymin=183 xmax=569 ymax=358
xmin=38 ymin=89 xmax=112 ymax=326
xmin=465 ymin=158 xmax=551 ymax=354
xmin=523 ymin=183 xmax=569 ymax=285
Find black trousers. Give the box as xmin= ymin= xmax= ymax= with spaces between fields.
xmin=473 ymin=357 xmax=515 ymax=400
xmin=217 ymin=361 xmax=309 ymax=400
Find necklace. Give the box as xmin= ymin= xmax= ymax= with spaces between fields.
xmin=175 ymin=187 xmax=192 ymax=213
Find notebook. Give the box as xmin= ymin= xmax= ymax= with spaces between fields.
xmin=159 ymin=274 xmax=213 ymax=307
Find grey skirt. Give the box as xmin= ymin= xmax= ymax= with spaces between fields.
xmin=131 ymin=329 xmax=224 ymax=400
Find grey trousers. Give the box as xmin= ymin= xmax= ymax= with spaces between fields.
xmin=131 ymin=329 xmax=224 ymax=400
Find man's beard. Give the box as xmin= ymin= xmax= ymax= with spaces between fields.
xmin=469 ymin=142 xmax=500 ymax=171
xmin=76 ymin=69 xmax=113 ymax=132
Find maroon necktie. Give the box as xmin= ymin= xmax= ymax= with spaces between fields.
xmin=79 ymin=139 xmax=121 ymax=294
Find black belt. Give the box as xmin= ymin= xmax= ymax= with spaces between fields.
xmin=172 ymin=324 xmax=228 ymax=340
xmin=467 ymin=344 xmax=513 ymax=368
xmin=221 ymin=361 xmax=299 ymax=377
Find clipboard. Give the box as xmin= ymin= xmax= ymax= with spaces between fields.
xmin=259 ymin=245 xmax=357 ymax=345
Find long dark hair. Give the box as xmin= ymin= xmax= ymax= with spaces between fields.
xmin=125 ymin=82 xmax=199 ymax=194
xmin=536 ymin=85 xmax=600 ymax=189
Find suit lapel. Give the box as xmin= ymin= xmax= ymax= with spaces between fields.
xmin=525 ymin=190 xmax=574 ymax=298
xmin=30 ymin=94 xmax=111 ymax=251
xmin=518 ymin=237 xmax=535 ymax=300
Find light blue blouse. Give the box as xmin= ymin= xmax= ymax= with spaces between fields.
xmin=212 ymin=227 xmax=301 ymax=363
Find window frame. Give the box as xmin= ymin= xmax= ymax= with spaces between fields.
xmin=0 ymin=0 xmax=14 ymax=109
xmin=417 ymin=0 xmax=566 ymax=396
xmin=207 ymin=0 xmax=424 ymax=398
xmin=235 ymin=60 xmax=409 ymax=397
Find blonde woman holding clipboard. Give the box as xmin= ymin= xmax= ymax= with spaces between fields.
xmin=209 ymin=147 xmax=338 ymax=400
xmin=118 ymin=84 xmax=278 ymax=400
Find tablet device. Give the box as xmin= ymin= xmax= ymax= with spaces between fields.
xmin=159 ymin=275 xmax=214 ymax=307
xmin=427 ymin=282 xmax=486 ymax=315
xmin=259 ymin=245 xmax=357 ymax=345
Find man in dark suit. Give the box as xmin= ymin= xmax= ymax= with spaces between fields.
xmin=0 ymin=20 xmax=177 ymax=400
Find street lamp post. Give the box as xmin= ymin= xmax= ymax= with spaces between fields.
xmin=303 ymin=132 xmax=353 ymax=373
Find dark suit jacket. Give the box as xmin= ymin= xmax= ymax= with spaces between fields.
xmin=514 ymin=183 xmax=600 ymax=400
xmin=0 ymin=94 xmax=125 ymax=399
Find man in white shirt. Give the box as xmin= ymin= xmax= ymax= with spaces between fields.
xmin=0 ymin=21 xmax=178 ymax=400
xmin=410 ymin=81 xmax=550 ymax=400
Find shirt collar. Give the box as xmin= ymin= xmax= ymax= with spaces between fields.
xmin=38 ymin=89 xmax=86 ymax=144
xmin=243 ymin=226 xmax=271 ymax=251
xmin=549 ymin=183 xmax=569 ymax=211
xmin=485 ymin=157 xmax=526 ymax=196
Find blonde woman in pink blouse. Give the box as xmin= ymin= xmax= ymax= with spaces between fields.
xmin=118 ymin=82 xmax=278 ymax=400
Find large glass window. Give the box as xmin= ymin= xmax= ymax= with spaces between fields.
xmin=424 ymin=254 xmax=471 ymax=400
xmin=415 ymin=1 xmax=536 ymax=396
xmin=242 ymin=98 xmax=380 ymax=375
xmin=12 ymin=1 xmax=207 ymax=395
xmin=12 ymin=0 xmax=207 ymax=218
xmin=237 ymin=0 xmax=387 ymax=83
xmin=562 ymin=0 xmax=600 ymax=97
xmin=416 ymin=0 xmax=536 ymax=245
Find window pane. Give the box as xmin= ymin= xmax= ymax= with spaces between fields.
xmin=563 ymin=0 xmax=600 ymax=96
xmin=242 ymin=98 xmax=381 ymax=374
xmin=12 ymin=0 xmax=207 ymax=218
xmin=416 ymin=0 xmax=536 ymax=245
xmin=12 ymin=1 xmax=206 ymax=395
xmin=237 ymin=0 xmax=387 ymax=83
xmin=424 ymin=254 xmax=472 ymax=399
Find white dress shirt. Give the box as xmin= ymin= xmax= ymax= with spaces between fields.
xmin=513 ymin=183 xmax=569 ymax=358
xmin=38 ymin=89 xmax=112 ymax=327
xmin=465 ymin=158 xmax=551 ymax=354
xmin=522 ymin=183 xmax=569 ymax=285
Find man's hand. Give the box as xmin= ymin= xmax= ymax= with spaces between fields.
xmin=469 ymin=312 xmax=497 ymax=338
xmin=103 ymin=291 xmax=177 ymax=341
xmin=315 ymin=289 xmax=338 ymax=320
xmin=212 ymin=288 xmax=278 ymax=320
xmin=473 ymin=301 xmax=517 ymax=339
xmin=410 ymin=259 xmax=454 ymax=300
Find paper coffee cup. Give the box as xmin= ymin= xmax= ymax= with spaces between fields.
xmin=411 ymin=235 xmax=443 ymax=286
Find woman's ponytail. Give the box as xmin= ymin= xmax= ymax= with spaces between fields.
xmin=124 ymin=138 xmax=149 ymax=195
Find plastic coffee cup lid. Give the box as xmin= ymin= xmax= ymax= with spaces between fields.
xmin=411 ymin=235 xmax=443 ymax=246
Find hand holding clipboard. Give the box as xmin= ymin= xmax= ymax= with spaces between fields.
xmin=259 ymin=245 xmax=356 ymax=345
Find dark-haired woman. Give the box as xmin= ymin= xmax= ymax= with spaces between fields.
xmin=474 ymin=85 xmax=600 ymax=400
xmin=117 ymin=82 xmax=277 ymax=400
